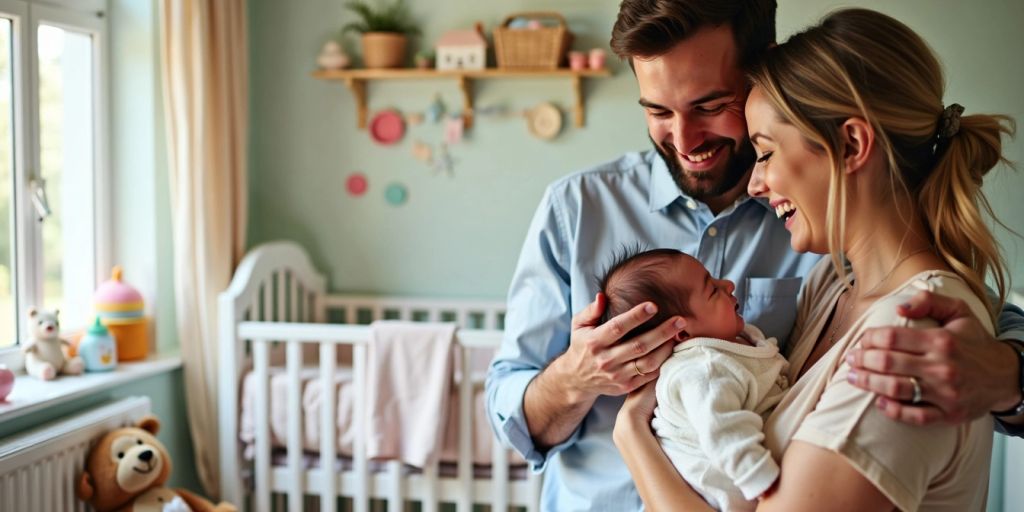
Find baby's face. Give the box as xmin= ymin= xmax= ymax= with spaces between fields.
xmin=674 ymin=254 xmax=745 ymax=340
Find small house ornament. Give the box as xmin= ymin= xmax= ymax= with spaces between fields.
xmin=435 ymin=22 xmax=487 ymax=71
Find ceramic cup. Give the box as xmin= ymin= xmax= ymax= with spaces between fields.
xmin=589 ymin=48 xmax=607 ymax=70
xmin=569 ymin=51 xmax=587 ymax=71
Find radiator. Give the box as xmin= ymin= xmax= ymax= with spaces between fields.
xmin=0 ymin=396 xmax=152 ymax=512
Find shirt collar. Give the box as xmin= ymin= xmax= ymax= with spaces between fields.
xmin=648 ymin=152 xmax=685 ymax=212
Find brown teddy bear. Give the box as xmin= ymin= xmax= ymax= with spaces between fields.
xmin=77 ymin=415 xmax=236 ymax=512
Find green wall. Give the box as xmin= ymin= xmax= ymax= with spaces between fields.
xmin=247 ymin=0 xmax=1024 ymax=301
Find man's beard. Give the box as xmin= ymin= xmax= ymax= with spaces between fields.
xmin=652 ymin=136 xmax=756 ymax=202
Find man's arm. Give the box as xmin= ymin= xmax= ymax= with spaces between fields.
xmin=846 ymin=290 xmax=1024 ymax=431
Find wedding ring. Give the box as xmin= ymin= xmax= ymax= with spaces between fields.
xmin=909 ymin=376 xmax=923 ymax=404
xmin=633 ymin=360 xmax=648 ymax=377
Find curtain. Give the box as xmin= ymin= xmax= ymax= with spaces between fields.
xmin=158 ymin=0 xmax=248 ymax=498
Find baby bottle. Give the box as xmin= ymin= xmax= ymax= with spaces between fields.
xmin=78 ymin=317 xmax=118 ymax=372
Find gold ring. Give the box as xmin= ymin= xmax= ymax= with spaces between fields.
xmin=909 ymin=376 xmax=922 ymax=404
xmin=633 ymin=360 xmax=647 ymax=377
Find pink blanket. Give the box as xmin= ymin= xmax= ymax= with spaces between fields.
xmin=365 ymin=321 xmax=456 ymax=467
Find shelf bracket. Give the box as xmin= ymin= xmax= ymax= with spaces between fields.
xmin=344 ymin=77 xmax=368 ymax=129
xmin=572 ymin=75 xmax=585 ymax=128
xmin=458 ymin=75 xmax=474 ymax=130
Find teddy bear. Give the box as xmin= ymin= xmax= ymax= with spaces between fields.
xmin=22 ymin=307 xmax=84 ymax=380
xmin=77 ymin=415 xmax=236 ymax=512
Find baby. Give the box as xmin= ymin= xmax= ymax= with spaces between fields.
xmin=600 ymin=248 xmax=789 ymax=512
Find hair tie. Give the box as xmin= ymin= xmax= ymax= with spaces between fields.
xmin=931 ymin=103 xmax=964 ymax=164
xmin=937 ymin=103 xmax=964 ymax=140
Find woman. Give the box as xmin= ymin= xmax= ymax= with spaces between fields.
xmin=613 ymin=8 xmax=1013 ymax=511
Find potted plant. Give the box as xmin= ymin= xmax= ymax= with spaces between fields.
xmin=342 ymin=0 xmax=420 ymax=69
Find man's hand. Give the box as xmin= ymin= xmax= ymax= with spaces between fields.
xmin=846 ymin=290 xmax=1021 ymax=426
xmin=554 ymin=293 xmax=685 ymax=402
xmin=524 ymin=293 xmax=685 ymax=449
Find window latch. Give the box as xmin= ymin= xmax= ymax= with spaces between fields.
xmin=29 ymin=178 xmax=51 ymax=222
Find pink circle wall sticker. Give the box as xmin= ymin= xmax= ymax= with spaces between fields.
xmin=369 ymin=109 xmax=405 ymax=145
xmin=346 ymin=173 xmax=368 ymax=196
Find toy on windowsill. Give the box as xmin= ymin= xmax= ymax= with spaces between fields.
xmin=76 ymin=415 xmax=236 ymax=512
xmin=78 ymin=317 xmax=118 ymax=372
xmin=0 ymin=364 xmax=14 ymax=401
xmin=22 ymin=307 xmax=84 ymax=380
xmin=95 ymin=266 xmax=149 ymax=361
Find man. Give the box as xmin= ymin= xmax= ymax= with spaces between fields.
xmin=485 ymin=1 xmax=1024 ymax=510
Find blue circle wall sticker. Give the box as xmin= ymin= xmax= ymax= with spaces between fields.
xmin=385 ymin=183 xmax=408 ymax=206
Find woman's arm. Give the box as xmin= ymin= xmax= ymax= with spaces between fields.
xmin=757 ymin=441 xmax=893 ymax=512
xmin=615 ymin=382 xmax=898 ymax=512
xmin=613 ymin=382 xmax=714 ymax=512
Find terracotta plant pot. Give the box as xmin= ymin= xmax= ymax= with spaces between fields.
xmin=361 ymin=32 xmax=408 ymax=68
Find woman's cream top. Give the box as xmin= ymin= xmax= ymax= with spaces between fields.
xmin=764 ymin=259 xmax=994 ymax=512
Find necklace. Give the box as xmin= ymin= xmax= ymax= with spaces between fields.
xmin=825 ymin=247 xmax=930 ymax=346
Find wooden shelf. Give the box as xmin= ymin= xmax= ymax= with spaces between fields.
xmin=312 ymin=68 xmax=613 ymax=130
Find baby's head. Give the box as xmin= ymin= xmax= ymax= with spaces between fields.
xmin=599 ymin=247 xmax=744 ymax=341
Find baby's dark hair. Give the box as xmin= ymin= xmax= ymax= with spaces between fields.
xmin=598 ymin=245 xmax=693 ymax=340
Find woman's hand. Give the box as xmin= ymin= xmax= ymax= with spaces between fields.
xmin=613 ymin=379 xmax=659 ymax=447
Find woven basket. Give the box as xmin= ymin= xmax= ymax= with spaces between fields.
xmin=494 ymin=12 xmax=573 ymax=69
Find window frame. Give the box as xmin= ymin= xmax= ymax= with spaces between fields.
xmin=0 ymin=0 xmax=110 ymax=371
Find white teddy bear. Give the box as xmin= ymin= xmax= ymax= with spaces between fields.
xmin=22 ymin=308 xmax=84 ymax=380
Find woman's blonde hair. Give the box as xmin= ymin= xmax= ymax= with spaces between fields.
xmin=749 ymin=8 xmax=1014 ymax=317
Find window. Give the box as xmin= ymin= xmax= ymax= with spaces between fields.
xmin=0 ymin=0 xmax=108 ymax=369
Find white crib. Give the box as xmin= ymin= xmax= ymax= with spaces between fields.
xmin=218 ymin=241 xmax=540 ymax=512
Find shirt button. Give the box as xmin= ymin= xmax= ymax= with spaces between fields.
xmin=686 ymin=199 xmax=697 ymax=210
xmin=707 ymin=227 xmax=719 ymax=237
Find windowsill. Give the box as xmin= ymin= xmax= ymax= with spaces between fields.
xmin=0 ymin=353 xmax=182 ymax=423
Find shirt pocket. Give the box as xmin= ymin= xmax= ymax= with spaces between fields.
xmin=742 ymin=277 xmax=803 ymax=345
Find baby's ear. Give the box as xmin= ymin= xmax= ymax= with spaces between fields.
xmin=672 ymin=318 xmax=689 ymax=343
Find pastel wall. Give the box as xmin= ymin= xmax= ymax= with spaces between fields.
xmin=247 ymin=0 xmax=1024 ymax=302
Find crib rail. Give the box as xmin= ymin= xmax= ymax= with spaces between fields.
xmin=240 ymin=322 xmax=536 ymax=512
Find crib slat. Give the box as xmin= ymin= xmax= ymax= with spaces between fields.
xmin=287 ymin=340 xmax=304 ymax=512
xmin=254 ymin=340 xmax=272 ymax=512
xmin=457 ymin=345 xmax=473 ymax=512
xmin=263 ymin=280 xmax=273 ymax=321
xmin=387 ymin=460 xmax=403 ymax=511
xmin=422 ymin=462 xmax=439 ymax=512
xmin=290 ymin=272 xmax=299 ymax=323
xmin=353 ymin=343 xmax=369 ymax=512
xmin=527 ymin=468 xmax=543 ymax=512
xmin=277 ymin=272 xmax=287 ymax=322
xmin=320 ymin=342 xmax=338 ymax=512
xmin=492 ymin=439 xmax=509 ymax=512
